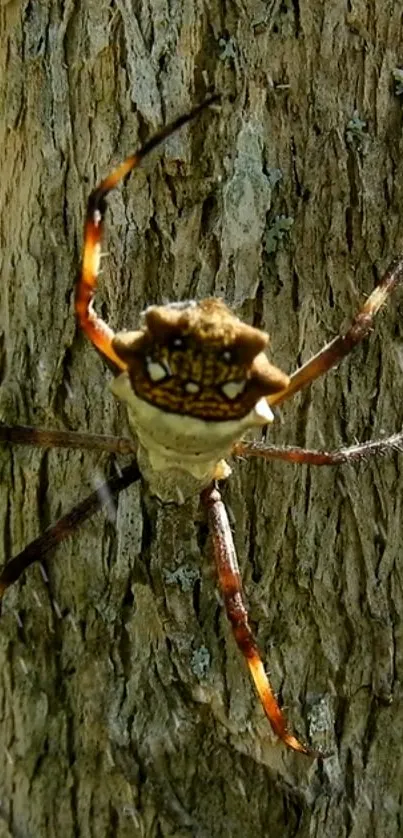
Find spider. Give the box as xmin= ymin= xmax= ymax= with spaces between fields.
xmin=1 ymin=95 xmax=403 ymax=757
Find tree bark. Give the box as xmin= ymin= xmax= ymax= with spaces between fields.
xmin=1 ymin=2 xmax=403 ymax=836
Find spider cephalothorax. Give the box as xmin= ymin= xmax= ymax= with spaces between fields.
xmin=112 ymin=298 xmax=289 ymax=421
xmin=1 ymin=97 xmax=403 ymax=758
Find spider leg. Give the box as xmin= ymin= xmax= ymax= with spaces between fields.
xmin=269 ymin=256 xmax=403 ymax=407
xmin=75 ymin=94 xmax=219 ymax=370
xmin=0 ymin=424 xmax=136 ymax=455
xmin=0 ymin=461 xmax=140 ymax=599
xmin=201 ymin=483 xmax=318 ymax=755
xmin=233 ymin=432 xmax=403 ymax=465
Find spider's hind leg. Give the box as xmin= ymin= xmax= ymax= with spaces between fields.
xmin=201 ymin=483 xmax=318 ymax=755
xmin=232 ymin=433 xmax=403 ymax=466
xmin=0 ymin=462 xmax=140 ymax=600
xmin=0 ymin=424 xmax=137 ymax=455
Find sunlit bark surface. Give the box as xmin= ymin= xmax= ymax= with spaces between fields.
xmin=1 ymin=2 xmax=403 ymax=836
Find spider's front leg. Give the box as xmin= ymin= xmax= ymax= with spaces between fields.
xmin=75 ymin=96 xmax=219 ymax=371
xmin=201 ymin=483 xmax=319 ymax=756
xmin=233 ymin=257 xmax=403 ymax=467
xmin=269 ymin=256 xmax=403 ymax=407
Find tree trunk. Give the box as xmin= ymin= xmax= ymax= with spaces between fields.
xmin=1 ymin=2 xmax=403 ymax=836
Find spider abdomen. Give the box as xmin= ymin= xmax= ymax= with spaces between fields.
xmin=111 ymin=370 xmax=274 ymax=503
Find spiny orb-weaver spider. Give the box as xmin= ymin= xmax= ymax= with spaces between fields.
xmin=1 ymin=95 xmax=403 ymax=756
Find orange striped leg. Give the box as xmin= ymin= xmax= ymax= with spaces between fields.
xmin=0 ymin=462 xmax=140 ymax=600
xmin=75 ymin=95 xmax=219 ymax=370
xmin=269 ymin=256 xmax=403 ymax=408
xmin=201 ymin=484 xmax=317 ymax=755
xmin=232 ymin=432 xmax=403 ymax=465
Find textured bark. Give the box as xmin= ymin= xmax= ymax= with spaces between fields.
xmin=1 ymin=2 xmax=403 ymax=836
